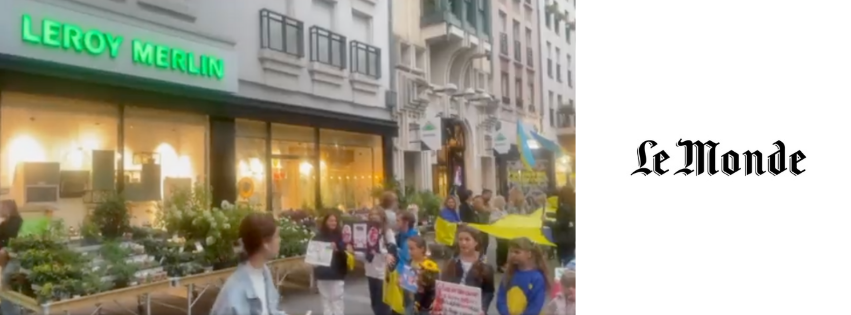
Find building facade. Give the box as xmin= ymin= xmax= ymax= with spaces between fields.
xmin=0 ymin=0 xmax=395 ymax=227
xmin=538 ymin=0 xmax=575 ymax=187
xmin=392 ymin=0 xmax=498 ymax=196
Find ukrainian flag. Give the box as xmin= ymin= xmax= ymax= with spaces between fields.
xmin=435 ymin=209 xmax=460 ymax=246
xmin=468 ymin=210 xmax=555 ymax=246
xmin=517 ymin=121 xmax=536 ymax=169
xmin=530 ymin=128 xmax=568 ymax=157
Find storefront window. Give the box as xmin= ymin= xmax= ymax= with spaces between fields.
xmin=123 ymin=107 xmax=206 ymax=223
xmin=271 ymin=124 xmax=316 ymax=211
xmin=319 ymin=129 xmax=383 ymax=210
xmin=0 ymin=92 xmax=118 ymax=225
xmin=235 ymin=119 xmax=267 ymax=210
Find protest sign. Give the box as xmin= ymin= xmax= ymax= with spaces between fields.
xmin=304 ymin=241 xmax=333 ymax=267
xmin=433 ymin=280 xmax=482 ymax=315
xmin=399 ymin=265 xmax=418 ymax=292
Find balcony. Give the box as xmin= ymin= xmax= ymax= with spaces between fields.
xmin=526 ymin=47 xmax=534 ymax=68
xmin=421 ymin=0 xmax=490 ymax=44
xmin=513 ymin=40 xmax=521 ymax=63
xmin=309 ymin=26 xmax=346 ymax=69
xmin=260 ymin=9 xmax=304 ymax=57
xmin=557 ymin=106 xmax=576 ymax=136
xmin=500 ymin=33 xmax=509 ymax=56
xmin=350 ymin=41 xmax=381 ymax=78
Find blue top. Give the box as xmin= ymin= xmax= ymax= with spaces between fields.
xmin=439 ymin=207 xmax=461 ymax=223
xmin=496 ymin=269 xmax=547 ymax=315
xmin=394 ymin=228 xmax=419 ymax=272
xmin=210 ymin=263 xmax=286 ymax=315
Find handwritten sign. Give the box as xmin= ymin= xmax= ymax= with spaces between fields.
xmin=433 ymin=280 xmax=482 ymax=315
xmin=304 ymin=241 xmax=333 ymax=267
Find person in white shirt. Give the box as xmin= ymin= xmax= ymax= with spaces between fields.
xmin=354 ymin=209 xmax=397 ymax=315
xmin=211 ymin=213 xmax=285 ymax=315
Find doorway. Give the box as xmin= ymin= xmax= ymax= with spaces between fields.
xmin=269 ymin=154 xmax=316 ymax=211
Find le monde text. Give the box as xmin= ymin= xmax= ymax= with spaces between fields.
xmin=632 ymin=140 xmax=806 ymax=176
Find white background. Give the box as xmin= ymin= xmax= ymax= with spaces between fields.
xmin=582 ymin=0 xmax=851 ymax=313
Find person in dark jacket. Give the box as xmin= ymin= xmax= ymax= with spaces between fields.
xmin=312 ymin=213 xmax=351 ymax=315
xmin=458 ymin=189 xmax=478 ymax=224
xmin=553 ymin=186 xmax=576 ymax=265
xmin=0 ymin=200 xmax=23 ymax=315
xmin=441 ymin=226 xmax=495 ymax=314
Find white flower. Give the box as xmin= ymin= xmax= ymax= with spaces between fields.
xmin=223 ymin=223 xmax=231 ymax=230
xmin=221 ymin=200 xmax=233 ymax=210
xmin=206 ymin=236 xmax=215 ymax=245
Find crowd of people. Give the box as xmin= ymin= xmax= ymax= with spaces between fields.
xmin=210 ymin=185 xmax=575 ymax=315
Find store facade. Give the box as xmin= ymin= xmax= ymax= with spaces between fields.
xmin=0 ymin=0 xmax=395 ymax=227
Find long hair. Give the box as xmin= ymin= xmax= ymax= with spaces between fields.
xmin=443 ymin=227 xmax=490 ymax=283
xmin=443 ymin=195 xmax=459 ymax=210
xmin=503 ymin=237 xmax=551 ymax=292
xmin=318 ymin=213 xmax=342 ymax=238
xmin=369 ymin=208 xmax=389 ymax=234
xmin=407 ymin=235 xmax=427 ymax=261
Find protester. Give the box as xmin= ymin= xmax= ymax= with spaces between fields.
xmin=496 ymin=238 xmax=550 ymax=315
xmin=405 ymin=235 xmax=429 ymax=315
xmin=386 ymin=211 xmax=419 ymax=315
xmin=482 ymin=189 xmax=493 ymax=208
xmin=312 ymin=213 xmax=352 ymax=315
xmin=507 ymin=187 xmax=528 ymax=214
xmin=471 ymin=195 xmax=490 ymax=255
xmin=379 ymin=191 xmax=399 ymax=230
xmin=354 ymin=209 xmax=396 ymax=315
xmin=488 ymin=196 xmax=509 ymax=272
xmin=0 ymin=200 xmax=23 ymax=315
xmin=211 ymin=213 xmax=284 ymax=315
xmin=439 ymin=195 xmax=461 ymax=223
xmin=440 ymin=227 xmax=496 ymax=314
xmin=414 ymin=259 xmax=440 ymax=315
xmin=553 ymin=186 xmax=576 ymax=264
xmin=545 ymin=270 xmax=576 ymax=315
xmin=458 ymin=189 xmax=477 ymax=224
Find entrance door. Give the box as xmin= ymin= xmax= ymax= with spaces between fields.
xmin=270 ymin=155 xmax=316 ymax=212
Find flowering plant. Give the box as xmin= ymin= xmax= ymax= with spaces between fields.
xmin=278 ymin=215 xmax=314 ymax=258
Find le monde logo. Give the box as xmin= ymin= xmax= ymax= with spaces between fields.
xmin=632 ymin=140 xmax=806 ymax=176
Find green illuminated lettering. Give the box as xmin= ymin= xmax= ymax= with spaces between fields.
xmin=208 ymin=57 xmax=224 ymax=80
xmin=171 ymin=48 xmax=187 ymax=72
xmin=200 ymin=55 xmax=208 ymax=77
xmin=83 ymin=30 xmax=106 ymax=55
xmin=186 ymin=52 xmax=200 ymax=75
xmin=21 ymin=15 xmax=40 ymax=44
xmin=42 ymin=19 xmax=61 ymax=47
xmin=132 ymin=40 xmax=155 ymax=66
xmin=105 ymin=34 xmax=122 ymax=58
xmin=62 ymin=24 xmax=83 ymax=52
xmin=155 ymin=45 xmax=169 ymax=68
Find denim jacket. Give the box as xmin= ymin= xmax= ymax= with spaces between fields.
xmin=210 ymin=263 xmax=286 ymax=315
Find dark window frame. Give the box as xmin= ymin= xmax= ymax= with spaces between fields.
xmin=309 ymin=26 xmax=347 ymax=69
xmin=350 ymin=41 xmax=382 ymax=78
xmin=259 ymin=9 xmax=304 ymax=57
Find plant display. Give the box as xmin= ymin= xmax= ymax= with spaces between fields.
xmin=278 ymin=216 xmax=314 ymax=258
xmin=91 ymin=193 xmax=131 ymax=239
xmin=79 ymin=215 xmax=101 ymax=245
xmin=157 ymin=184 xmax=256 ymax=269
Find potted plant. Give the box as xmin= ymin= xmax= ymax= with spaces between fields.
xmin=91 ymin=193 xmax=130 ymax=240
xmin=36 ymin=283 xmax=55 ymax=304
xmin=109 ymin=261 xmax=139 ymax=289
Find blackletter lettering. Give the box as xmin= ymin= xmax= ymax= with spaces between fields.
xmin=674 ymin=139 xmax=720 ymax=176
xmin=721 ymin=150 xmax=740 ymax=175
xmin=789 ymin=150 xmax=806 ymax=176
xmin=743 ymin=150 xmax=765 ymax=176
xmin=632 ymin=140 xmax=671 ymax=176
xmin=767 ymin=141 xmax=787 ymax=176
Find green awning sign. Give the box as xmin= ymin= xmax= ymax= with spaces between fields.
xmin=20 ymin=14 xmax=226 ymax=80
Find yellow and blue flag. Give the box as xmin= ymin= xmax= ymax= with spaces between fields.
xmin=517 ymin=121 xmax=536 ymax=169
xmin=435 ymin=208 xmax=460 ymax=246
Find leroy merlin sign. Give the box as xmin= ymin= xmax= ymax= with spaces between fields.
xmin=0 ymin=0 xmax=237 ymax=92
